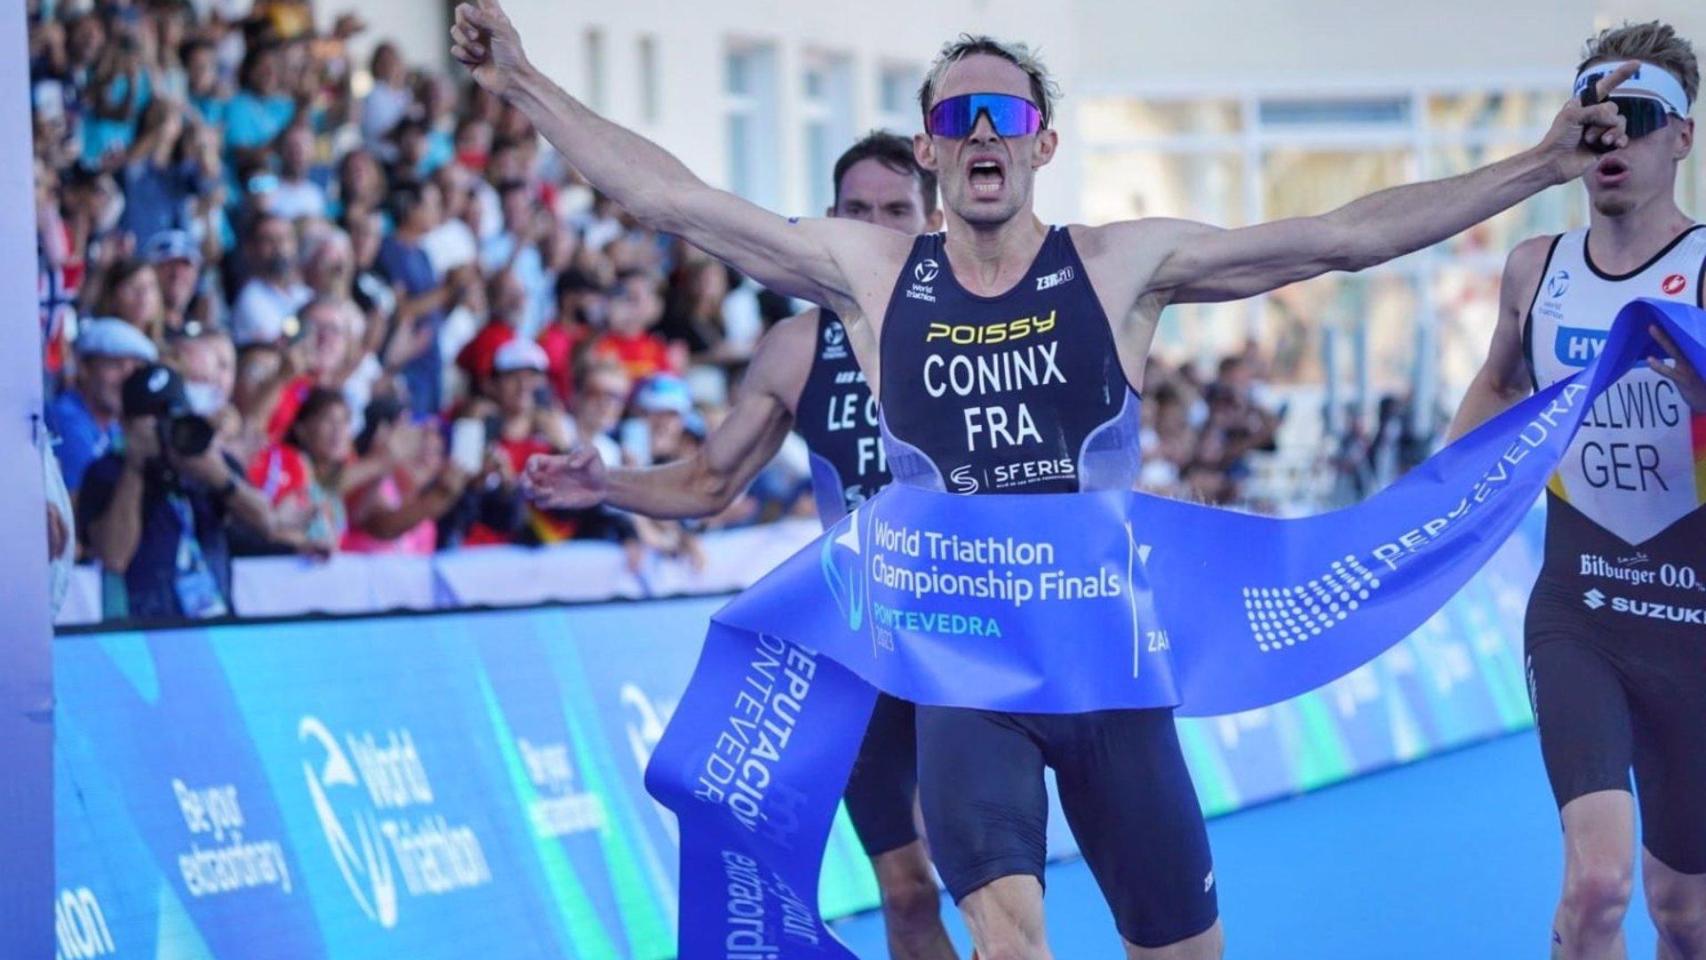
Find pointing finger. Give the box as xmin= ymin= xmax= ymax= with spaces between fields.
xmin=1595 ymin=60 xmax=1642 ymax=102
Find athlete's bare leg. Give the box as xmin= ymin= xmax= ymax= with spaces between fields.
xmin=1553 ymin=790 xmax=1637 ymax=959
xmin=961 ymin=875 xmax=1050 ymax=960
xmin=1124 ymin=919 xmax=1224 ymax=959
xmin=872 ymin=840 xmax=958 ymax=960
xmin=1645 ymin=849 xmax=1706 ymax=960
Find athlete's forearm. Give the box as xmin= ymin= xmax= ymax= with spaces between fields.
xmin=1445 ymin=375 xmax=1530 ymax=444
xmin=603 ymin=393 xmax=794 ymax=519
xmin=1322 ymin=149 xmax=1558 ymax=272
xmin=603 ymin=458 xmax=744 ymax=520
xmin=508 ymin=65 xmax=707 ymax=234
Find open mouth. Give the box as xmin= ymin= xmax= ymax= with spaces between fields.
xmin=968 ymin=158 xmax=1006 ymax=197
xmin=1595 ymin=156 xmax=1630 ymax=184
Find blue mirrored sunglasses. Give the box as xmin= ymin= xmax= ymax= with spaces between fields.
xmin=925 ymin=93 xmax=1043 ymax=139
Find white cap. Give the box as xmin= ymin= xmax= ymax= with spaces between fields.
xmin=74 ymin=318 xmax=159 ymax=362
xmin=493 ymin=338 xmax=549 ymax=373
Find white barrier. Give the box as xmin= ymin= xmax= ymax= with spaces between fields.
xmin=55 ymin=519 xmax=822 ymax=625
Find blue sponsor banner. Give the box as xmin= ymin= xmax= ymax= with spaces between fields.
xmin=54 ymin=597 xmax=884 ymax=960
xmin=56 ymin=520 xmax=1546 ymax=959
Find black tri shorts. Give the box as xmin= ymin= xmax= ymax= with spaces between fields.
xmin=1526 ymin=570 xmax=1706 ymax=874
xmin=916 ymin=705 xmax=1218 ymax=948
xmin=842 ymin=692 xmax=920 ymax=858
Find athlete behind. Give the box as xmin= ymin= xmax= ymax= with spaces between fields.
xmin=524 ymin=132 xmax=956 ymax=960
xmin=1445 ymin=22 xmax=1706 ymax=960
xmin=451 ymin=2 xmax=1629 ymax=954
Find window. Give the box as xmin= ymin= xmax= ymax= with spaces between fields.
xmin=801 ymin=54 xmax=854 ymax=213
xmin=878 ymin=63 xmax=924 ymax=135
xmin=724 ymin=45 xmax=779 ymax=209
xmin=583 ymin=29 xmax=605 ymax=112
xmin=637 ymin=35 xmax=660 ymax=123
xmin=1257 ymin=97 xmax=1410 ymax=128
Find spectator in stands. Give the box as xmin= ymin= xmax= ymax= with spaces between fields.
xmin=142 ymin=230 xmax=204 ymax=335
xmin=456 ymin=268 xmax=527 ymax=405
xmin=50 ymin=319 xmax=158 ymax=495
xmin=270 ymin=122 xmax=329 ymax=221
xmin=622 ymin=374 xmax=708 ymax=567
xmin=117 ymin=96 xmax=199 ymax=243
xmin=79 ymin=363 xmax=276 ymax=619
xmin=334 ymin=147 xmax=388 ymax=223
xmin=255 ymin=296 xmax=371 ymax=444
xmin=343 ymin=398 xmax=469 ymax=554
xmin=451 ymin=339 xmax=568 ymax=545
xmin=538 ymin=269 xmax=602 ymax=405
xmin=80 ymin=20 xmax=151 ymax=169
xmin=479 ymin=179 xmax=547 ymax=322
xmin=360 ymin=42 xmax=410 ymax=146
xmin=247 ymin=385 xmax=350 ymax=556
xmin=182 ymin=38 xmax=229 ymax=127
xmin=661 ymin=256 xmax=736 ymax=361
xmin=230 ymin=213 xmax=312 ymax=347
xmin=378 ymin=179 xmax=466 ymax=414
xmin=225 ymin=42 xmax=297 ymax=160
xmin=588 ymin=269 xmax=679 ymax=380
xmin=99 ymin=258 xmax=167 ymax=342
xmin=563 ymin=359 xmax=630 ymax=465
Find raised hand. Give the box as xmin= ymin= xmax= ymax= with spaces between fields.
xmin=521 ymin=447 xmax=608 ymax=509
xmin=449 ymin=1 xmax=528 ymax=97
xmin=1537 ymin=61 xmax=1638 ymax=183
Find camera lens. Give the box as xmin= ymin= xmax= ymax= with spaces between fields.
xmin=167 ymin=413 xmax=215 ymax=457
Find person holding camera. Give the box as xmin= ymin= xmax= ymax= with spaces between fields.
xmin=78 ymin=363 xmax=275 ymax=620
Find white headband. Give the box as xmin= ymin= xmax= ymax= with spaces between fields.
xmin=1573 ymin=60 xmax=1692 ymax=116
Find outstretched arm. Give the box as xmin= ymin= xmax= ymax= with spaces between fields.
xmin=1142 ymin=64 xmax=1637 ymax=306
xmin=450 ymin=1 xmax=906 ymax=311
xmin=524 ymin=313 xmax=816 ymax=517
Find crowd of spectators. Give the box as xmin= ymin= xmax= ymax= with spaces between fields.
xmin=1138 ymin=347 xmax=1285 ymax=508
xmin=31 ymin=0 xmax=1285 ymax=623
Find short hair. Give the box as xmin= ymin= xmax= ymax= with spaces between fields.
xmin=918 ymin=35 xmax=1061 ymax=130
xmin=1580 ymin=20 xmax=1699 ymax=107
xmin=286 ymin=387 xmax=349 ymax=450
xmin=386 ymin=179 xmax=430 ymax=226
xmin=832 ymin=130 xmax=939 ymax=215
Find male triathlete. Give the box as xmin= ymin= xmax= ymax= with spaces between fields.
xmin=1447 ymin=21 xmax=1706 ymax=960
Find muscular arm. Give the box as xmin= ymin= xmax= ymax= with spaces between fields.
xmin=1134 ymin=69 xmax=1631 ymax=308
xmin=451 ymin=2 xmax=905 ymax=312
xmin=1444 ymin=237 xmax=1548 ymax=442
xmin=602 ymin=312 xmax=814 ymax=519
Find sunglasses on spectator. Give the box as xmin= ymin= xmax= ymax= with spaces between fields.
xmin=925 ymin=93 xmax=1043 ymax=139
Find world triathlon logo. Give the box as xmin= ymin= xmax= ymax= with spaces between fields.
xmin=820 ymin=512 xmax=867 ymax=630
xmin=1546 ymin=269 xmax=1570 ymax=299
xmin=914 ymin=259 xmax=939 ymax=284
xmin=299 ymin=717 xmax=400 ymax=928
xmin=1242 ymin=554 xmax=1382 ymax=652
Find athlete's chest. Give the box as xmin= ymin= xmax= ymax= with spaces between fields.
xmin=1530 ymin=229 xmax=1705 ymax=388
